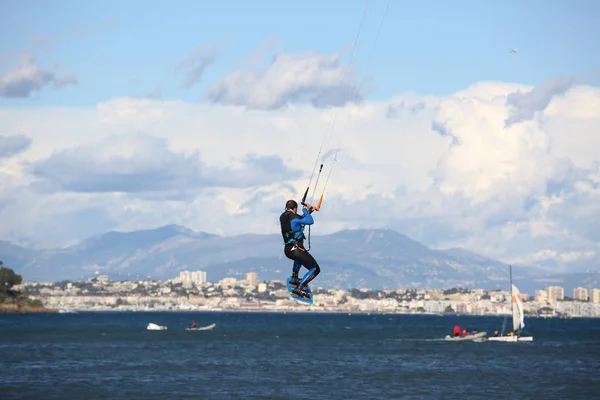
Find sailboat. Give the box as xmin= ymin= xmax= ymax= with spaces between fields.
xmin=488 ymin=265 xmax=533 ymax=342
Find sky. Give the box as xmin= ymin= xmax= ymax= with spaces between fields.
xmin=1 ymin=0 xmax=600 ymax=273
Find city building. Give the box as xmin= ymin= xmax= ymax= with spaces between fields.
xmin=573 ymin=287 xmax=588 ymax=301
xmin=191 ymin=270 xmax=207 ymax=284
xmin=535 ymin=290 xmax=548 ymax=303
xmin=546 ymin=286 xmax=564 ymax=302
xmin=246 ymin=272 xmax=257 ymax=285
xmin=179 ymin=270 xmax=208 ymax=288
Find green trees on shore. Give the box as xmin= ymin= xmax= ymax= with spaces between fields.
xmin=0 ymin=260 xmax=44 ymax=308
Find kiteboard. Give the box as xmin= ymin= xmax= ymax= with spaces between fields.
xmin=286 ymin=276 xmax=313 ymax=305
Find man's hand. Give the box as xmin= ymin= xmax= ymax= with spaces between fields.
xmin=304 ymin=203 xmax=316 ymax=213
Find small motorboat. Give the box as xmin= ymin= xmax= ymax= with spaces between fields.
xmin=185 ymin=323 xmax=216 ymax=331
xmin=146 ymin=322 xmax=167 ymax=331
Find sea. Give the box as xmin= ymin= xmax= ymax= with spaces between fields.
xmin=1 ymin=311 xmax=599 ymax=399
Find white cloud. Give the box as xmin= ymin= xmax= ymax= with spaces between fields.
xmin=1 ymin=78 xmax=599 ymax=273
xmin=0 ymin=55 xmax=77 ymax=98
xmin=29 ymin=132 xmax=302 ymax=195
xmin=207 ymin=49 xmax=363 ymax=110
xmin=176 ymin=45 xmax=217 ymax=89
xmin=0 ymin=134 xmax=32 ymax=158
xmin=505 ymin=75 xmax=578 ymax=126
xmin=530 ymin=249 xmax=596 ymax=263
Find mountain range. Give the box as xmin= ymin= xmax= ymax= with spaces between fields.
xmin=1 ymin=224 xmax=599 ymax=294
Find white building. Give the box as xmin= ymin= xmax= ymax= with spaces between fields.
xmin=573 ymin=287 xmax=588 ymax=301
xmin=178 ymin=270 xmax=207 ymax=288
xmin=591 ymin=288 xmax=600 ymax=304
xmin=191 ymin=270 xmax=207 ymax=284
xmin=246 ymin=272 xmax=257 ymax=285
xmin=546 ymin=286 xmax=564 ymax=302
xmin=535 ymin=290 xmax=548 ymax=303
xmin=218 ymin=277 xmax=237 ymax=288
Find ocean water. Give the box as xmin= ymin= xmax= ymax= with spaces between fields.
xmin=1 ymin=311 xmax=599 ymax=399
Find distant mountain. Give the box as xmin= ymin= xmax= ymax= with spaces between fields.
xmin=0 ymin=240 xmax=39 ymax=272
xmin=1 ymin=225 xmax=597 ymax=294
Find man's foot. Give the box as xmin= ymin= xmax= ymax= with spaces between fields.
xmin=292 ymin=287 xmax=311 ymax=300
xmin=289 ymin=276 xmax=301 ymax=286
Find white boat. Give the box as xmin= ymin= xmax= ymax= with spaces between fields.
xmin=488 ymin=335 xmax=533 ymax=342
xmin=185 ymin=323 xmax=216 ymax=331
xmin=444 ymin=332 xmax=487 ymax=342
xmin=488 ymin=265 xmax=533 ymax=342
xmin=146 ymin=322 xmax=168 ymax=331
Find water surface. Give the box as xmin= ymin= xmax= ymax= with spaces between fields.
xmin=1 ymin=312 xmax=599 ymax=399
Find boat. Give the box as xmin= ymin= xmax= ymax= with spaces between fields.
xmin=444 ymin=332 xmax=487 ymax=342
xmin=146 ymin=322 xmax=167 ymax=330
xmin=185 ymin=323 xmax=216 ymax=331
xmin=488 ymin=265 xmax=533 ymax=342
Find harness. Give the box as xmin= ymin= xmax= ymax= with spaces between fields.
xmin=279 ymin=210 xmax=306 ymax=248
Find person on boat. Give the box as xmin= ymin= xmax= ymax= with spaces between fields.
xmin=279 ymin=199 xmax=320 ymax=300
xmin=461 ymin=328 xmax=468 ymax=337
xmin=191 ymin=320 xmax=196 ymax=328
xmin=493 ymin=330 xmax=499 ymax=337
xmin=472 ymin=329 xmax=478 ymax=335
xmin=507 ymin=331 xmax=514 ymax=336
xmin=453 ymin=325 xmax=461 ymax=337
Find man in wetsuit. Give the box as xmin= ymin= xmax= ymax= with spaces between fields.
xmin=279 ymin=199 xmax=321 ymax=300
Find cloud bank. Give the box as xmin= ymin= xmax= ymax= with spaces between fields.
xmin=208 ymin=49 xmax=364 ymax=110
xmin=30 ymin=133 xmax=300 ymax=195
xmin=1 ymin=47 xmax=599 ymax=274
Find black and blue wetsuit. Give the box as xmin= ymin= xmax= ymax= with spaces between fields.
xmin=279 ymin=206 xmax=321 ymax=297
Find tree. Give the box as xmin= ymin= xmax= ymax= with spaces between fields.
xmin=0 ymin=262 xmax=47 ymax=310
xmin=28 ymin=299 xmax=44 ymax=308
xmin=115 ymin=297 xmax=128 ymax=307
xmin=443 ymin=288 xmax=459 ymax=295
xmin=0 ymin=262 xmax=23 ymax=295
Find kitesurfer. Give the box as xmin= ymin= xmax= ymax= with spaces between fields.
xmin=279 ymin=199 xmax=321 ymax=300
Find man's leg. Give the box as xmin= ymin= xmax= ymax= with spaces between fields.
xmin=284 ymin=246 xmax=319 ymax=300
xmin=291 ymin=250 xmax=320 ymax=299
xmin=284 ymin=245 xmax=303 ymax=286
xmin=290 ymin=260 xmax=302 ymax=285
xmin=297 ymin=250 xmax=320 ymax=288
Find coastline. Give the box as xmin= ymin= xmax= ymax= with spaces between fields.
xmin=0 ymin=304 xmax=59 ymax=313
xmin=0 ymin=304 xmax=575 ymax=319
xmin=26 ymin=306 xmax=569 ymax=318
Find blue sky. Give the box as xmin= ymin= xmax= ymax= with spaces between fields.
xmin=1 ymin=0 xmax=599 ymax=107
xmin=2 ymin=0 xmax=600 ymax=271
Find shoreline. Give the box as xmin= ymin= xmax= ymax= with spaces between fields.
xmin=25 ymin=307 xmax=570 ymax=318
xmin=0 ymin=306 xmax=576 ymax=319
xmin=0 ymin=304 xmax=59 ymax=313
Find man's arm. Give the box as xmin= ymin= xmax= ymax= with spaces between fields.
xmin=291 ymin=207 xmax=314 ymax=230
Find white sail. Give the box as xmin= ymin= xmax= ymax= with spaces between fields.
xmin=511 ymin=284 xmax=525 ymax=332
